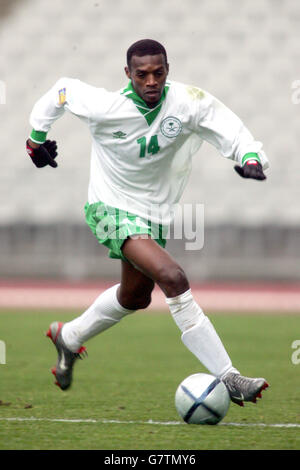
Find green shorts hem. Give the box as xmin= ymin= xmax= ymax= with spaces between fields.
xmin=84 ymin=201 xmax=167 ymax=261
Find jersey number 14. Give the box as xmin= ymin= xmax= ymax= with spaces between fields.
xmin=137 ymin=135 xmax=160 ymax=158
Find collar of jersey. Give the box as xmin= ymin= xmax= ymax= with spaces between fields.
xmin=121 ymin=80 xmax=170 ymax=125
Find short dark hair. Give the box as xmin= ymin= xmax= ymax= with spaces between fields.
xmin=127 ymin=39 xmax=168 ymax=68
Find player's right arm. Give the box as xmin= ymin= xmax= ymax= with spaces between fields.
xmin=27 ymin=77 xmax=100 ymax=168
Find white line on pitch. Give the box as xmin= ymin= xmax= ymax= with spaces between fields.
xmin=0 ymin=417 xmax=300 ymax=428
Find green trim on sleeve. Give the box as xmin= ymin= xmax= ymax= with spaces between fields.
xmin=242 ymin=152 xmax=261 ymax=166
xmin=30 ymin=129 xmax=47 ymax=144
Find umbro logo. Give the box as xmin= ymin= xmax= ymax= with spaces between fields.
xmin=112 ymin=131 xmax=127 ymax=139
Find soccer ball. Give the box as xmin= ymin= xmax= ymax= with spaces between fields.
xmin=175 ymin=373 xmax=230 ymax=425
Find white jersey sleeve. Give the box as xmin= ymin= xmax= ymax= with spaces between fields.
xmin=188 ymin=86 xmax=269 ymax=170
xmin=29 ymin=77 xmax=108 ymax=142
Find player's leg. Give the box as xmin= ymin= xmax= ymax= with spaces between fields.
xmin=46 ymin=199 xmax=160 ymax=389
xmin=121 ymin=235 xmax=236 ymax=378
xmin=122 ymin=235 xmax=269 ymax=405
xmin=121 ymin=234 xmax=190 ymax=298
xmin=47 ymin=261 xmax=154 ymax=390
xmin=59 ymin=233 xmax=189 ymax=357
xmin=117 ymin=259 xmax=155 ymax=310
xmin=46 ymin=281 xmax=135 ymax=389
xmin=60 ymin=262 xmax=154 ymax=353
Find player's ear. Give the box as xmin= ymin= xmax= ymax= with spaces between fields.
xmin=124 ymin=66 xmax=131 ymax=79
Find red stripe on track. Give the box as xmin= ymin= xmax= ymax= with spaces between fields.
xmin=0 ymin=280 xmax=299 ymax=312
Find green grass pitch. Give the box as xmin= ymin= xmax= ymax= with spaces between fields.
xmin=0 ymin=309 xmax=299 ymax=450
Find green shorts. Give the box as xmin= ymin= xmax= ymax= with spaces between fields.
xmin=84 ymin=201 xmax=167 ymax=261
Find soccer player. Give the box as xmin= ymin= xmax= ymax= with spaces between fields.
xmin=27 ymin=39 xmax=269 ymax=406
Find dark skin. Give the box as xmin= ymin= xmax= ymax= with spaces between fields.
xmin=125 ymin=53 xmax=169 ymax=108
xmin=119 ymin=54 xmax=190 ymax=309
xmin=119 ymin=236 xmax=190 ymax=309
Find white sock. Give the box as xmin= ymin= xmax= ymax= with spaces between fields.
xmin=62 ymin=284 xmax=135 ymax=352
xmin=166 ymin=289 xmax=238 ymax=378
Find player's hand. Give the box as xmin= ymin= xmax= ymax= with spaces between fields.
xmin=234 ymin=160 xmax=266 ymax=180
xmin=26 ymin=139 xmax=58 ymax=168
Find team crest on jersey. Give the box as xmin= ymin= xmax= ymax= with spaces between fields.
xmin=160 ymin=116 xmax=182 ymax=138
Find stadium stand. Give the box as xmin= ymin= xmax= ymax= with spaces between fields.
xmin=0 ymin=0 xmax=299 ymax=281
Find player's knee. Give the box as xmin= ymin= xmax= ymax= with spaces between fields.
xmin=157 ymin=265 xmax=189 ymax=296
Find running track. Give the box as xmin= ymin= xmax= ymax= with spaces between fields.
xmin=0 ymin=280 xmax=299 ymax=312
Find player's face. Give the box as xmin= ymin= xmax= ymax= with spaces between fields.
xmin=125 ymin=54 xmax=169 ymax=108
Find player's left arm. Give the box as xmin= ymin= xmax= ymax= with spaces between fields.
xmin=192 ymin=89 xmax=269 ymax=181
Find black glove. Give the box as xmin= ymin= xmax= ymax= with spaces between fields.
xmin=234 ymin=160 xmax=266 ymax=180
xmin=26 ymin=139 xmax=58 ymax=168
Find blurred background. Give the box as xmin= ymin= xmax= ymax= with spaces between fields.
xmin=0 ymin=0 xmax=299 ymax=285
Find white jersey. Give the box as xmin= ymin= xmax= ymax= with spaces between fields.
xmin=29 ymin=77 xmax=269 ymax=224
